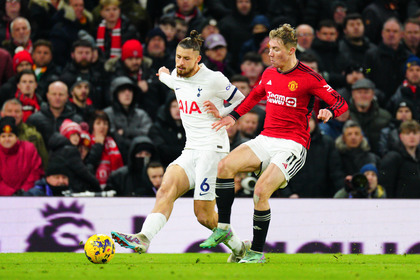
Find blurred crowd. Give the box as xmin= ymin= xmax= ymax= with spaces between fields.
xmin=0 ymin=0 xmax=419 ymax=198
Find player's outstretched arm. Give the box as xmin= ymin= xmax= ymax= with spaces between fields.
xmin=212 ymin=115 xmax=235 ymax=131
xmin=157 ymin=66 xmax=170 ymax=77
xmin=203 ymin=100 xmax=221 ymax=119
xmin=317 ymin=109 xmax=333 ymax=123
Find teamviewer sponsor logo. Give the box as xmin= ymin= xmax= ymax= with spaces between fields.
xmin=267 ymin=92 xmax=297 ymax=107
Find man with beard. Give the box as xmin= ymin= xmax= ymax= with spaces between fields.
xmin=111 ymin=30 xmax=249 ymax=263
xmin=349 ymin=78 xmax=392 ymax=154
xmin=31 ymin=40 xmax=61 ymax=99
xmin=402 ymin=18 xmax=420 ymax=56
xmin=338 ymin=13 xmax=377 ymax=67
xmin=24 ymin=155 xmax=71 ymax=196
xmin=1 ymin=17 xmax=32 ymax=56
xmin=59 ymin=40 xmax=109 ymax=109
xmin=69 ymin=79 xmax=95 ymax=122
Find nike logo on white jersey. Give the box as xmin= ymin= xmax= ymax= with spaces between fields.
xmin=266 ymin=80 xmax=272 ymax=85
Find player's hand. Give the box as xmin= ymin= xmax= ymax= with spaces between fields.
xmin=156 ymin=67 xmax=170 ymax=77
xmin=212 ymin=115 xmax=235 ymax=131
xmin=317 ymin=109 xmax=333 ymax=123
xmin=203 ymin=100 xmax=221 ymax=119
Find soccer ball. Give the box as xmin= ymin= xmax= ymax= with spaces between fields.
xmin=84 ymin=234 xmax=115 ymax=264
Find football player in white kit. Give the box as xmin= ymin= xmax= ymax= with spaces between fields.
xmin=111 ymin=30 xmax=250 ymax=262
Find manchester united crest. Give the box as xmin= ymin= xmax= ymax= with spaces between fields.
xmin=3 ymin=125 xmax=11 ymax=133
xmin=288 ymin=81 xmax=298 ymax=91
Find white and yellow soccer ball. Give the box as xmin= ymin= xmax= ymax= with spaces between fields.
xmin=84 ymin=234 xmax=115 ymax=264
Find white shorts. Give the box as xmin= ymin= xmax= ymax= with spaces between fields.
xmin=244 ymin=135 xmax=307 ymax=188
xmin=169 ymin=149 xmax=228 ymax=201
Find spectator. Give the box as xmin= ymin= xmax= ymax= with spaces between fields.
xmin=14 ymin=69 xmax=42 ymax=122
xmin=239 ymin=15 xmax=270 ymax=66
xmin=258 ymin=36 xmax=270 ymax=68
xmin=0 ymin=116 xmax=44 ymax=196
xmin=202 ymin=33 xmax=235 ymax=79
xmin=1 ymin=98 xmax=48 ymax=169
xmin=49 ymin=0 xmax=94 ymax=68
xmin=319 ymin=109 xmax=350 ymax=141
xmin=240 ymin=52 xmax=263 ymax=89
xmin=174 ymin=18 xmax=188 ymax=42
xmin=104 ymin=76 xmax=152 ymax=163
xmin=31 ymin=39 xmax=61 ymax=99
xmin=335 ymin=120 xmax=379 ymax=176
xmin=238 ymin=109 xmax=259 ymax=139
xmin=402 ymin=18 xmax=420 ymax=56
xmin=59 ymin=40 xmax=109 ymax=109
xmin=281 ymin=114 xmax=345 ymax=198
xmin=227 ymin=120 xmax=249 ymax=152
xmin=28 ymin=0 xmax=58 ymax=41
xmin=218 ymin=0 xmax=254 ymax=70
xmin=69 ymin=78 xmax=95 ymax=122
xmin=338 ymin=13 xmax=377 ymax=68
xmin=148 ymin=95 xmax=186 ymax=168
xmin=168 ymin=0 xmax=206 ymax=34
xmin=310 ymin=19 xmax=347 ymax=88
xmin=334 ymin=163 xmax=386 ymax=198
xmin=159 ymin=15 xmax=177 ymax=55
xmin=26 ymin=80 xmax=83 ymax=146
xmin=105 ymin=39 xmax=169 ymax=121
xmin=380 ymin=120 xmax=420 ymax=198
xmin=95 ymin=0 xmax=138 ymax=60
xmin=88 ymin=110 xmax=124 ymax=189
xmin=106 ymin=136 xmax=156 ymax=196
xmin=198 ymin=17 xmax=219 ymax=41
xmin=0 ymin=49 xmax=33 ymax=107
xmin=362 ymin=0 xmax=400 ymax=45
xmin=364 ymin=17 xmax=411 ymax=102
xmin=144 ymin=27 xmax=175 ymax=71
xmin=379 ymin=100 xmax=414 ymax=156
xmin=24 ymin=154 xmax=70 ymax=196
xmin=0 ymin=48 xmax=13 ymax=87
xmin=0 ymin=0 xmax=29 ymax=43
xmin=349 ymin=78 xmax=392 ymax=154
xmin=387 ymin=55 xmax=420 ymax=121
xmin=1 ymin=16 xmax=32 ymax=55
xmin=47 ymin=121 xmax=100 ymax=194
xmin=331 ymin=1 xmax=347 ymax=39
xmin=146 ymin=161 xmax=164 ymax=193
xmin=295 ymin=24 xmax=315 ymax=59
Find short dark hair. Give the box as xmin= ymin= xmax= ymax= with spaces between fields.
xmin=299 ymin=52 xmax=318 ymax=64
xmin=89 ymin=110 xmax=110 ymax=134
xmin=72 ymin=40 xmax=94 ymax=52
xmin=318 ymin=19 xmax=337 ymax=31
xmin=230 ymin=74 xmax=249 ymax=84
xmin=33 ymin=39 xmax=53 ymax=53
xmin=242 ymin=52 xmax=262 ymax=64
xmin=343 ymin=13 xmax=363 ymax=29
xmin=17 ymin=69 xmax=36 ymax=83
xmin=147 ymin=161 xmax=164 ymax=169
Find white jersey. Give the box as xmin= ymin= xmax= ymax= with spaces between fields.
xmin=159 ymin=64 xmax=243 ymax=153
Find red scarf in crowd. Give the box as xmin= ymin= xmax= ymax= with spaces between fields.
xmin=15 ymin=90 xmax=41 ymax=122
xmin=96 ymin=18 xmax=121 ymax=58
xmin=92 ymin=136 xmax=124 ymax=188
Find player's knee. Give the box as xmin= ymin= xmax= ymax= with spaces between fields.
xmin=217 ymin=158 xmax=235 ymax=177
xmin=253 ymin=185 xmax=270 ymax=202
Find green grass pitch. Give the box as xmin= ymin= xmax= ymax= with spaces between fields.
xmin=1 ymin=253 xmax=420 ymax=280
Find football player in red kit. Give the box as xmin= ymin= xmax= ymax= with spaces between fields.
xmin=200 ymin=23 xmax=348 ymax=263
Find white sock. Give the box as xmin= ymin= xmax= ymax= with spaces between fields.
xmin=223 ymin=226 xmax=243 ymax=255
xmin=218 ymin=222 xmax=230 ymax=230
xmin=138 ymin=213 xmax=167 ymax=242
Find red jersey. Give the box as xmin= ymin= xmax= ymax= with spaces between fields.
xmin=230 ymin=62 xmax=348 ymax=149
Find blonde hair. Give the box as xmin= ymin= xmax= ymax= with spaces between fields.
xmin=269 ymin=24 xmax=297 ymax=50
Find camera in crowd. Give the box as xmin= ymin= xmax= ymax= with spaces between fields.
xmin=344 ymin=173 xmax=369 ymax=198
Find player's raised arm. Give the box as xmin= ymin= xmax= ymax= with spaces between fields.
xmin=157 ymin=66 xmax=174 ymax=89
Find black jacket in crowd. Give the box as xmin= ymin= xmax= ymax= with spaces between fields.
xmin=106 ymin=136 xmax=157 ymax=196
xmin=48 ymin=133 xmax=100 ymax=193
xmin=26 ymin=102 xmax=83 ymax=148
xmin=379 ymin=143 xmax=420 ymax=198
xmin=148 ymin=96 xmax=186 ymax=168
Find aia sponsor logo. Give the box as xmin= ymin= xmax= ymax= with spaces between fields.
xmin=288 ymin=81 xmax=298 ymax=91
xmin=179 ymin=100 xmax=202 ymax=114
xmin=267 ymin=92 xmax=297 ymax=107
